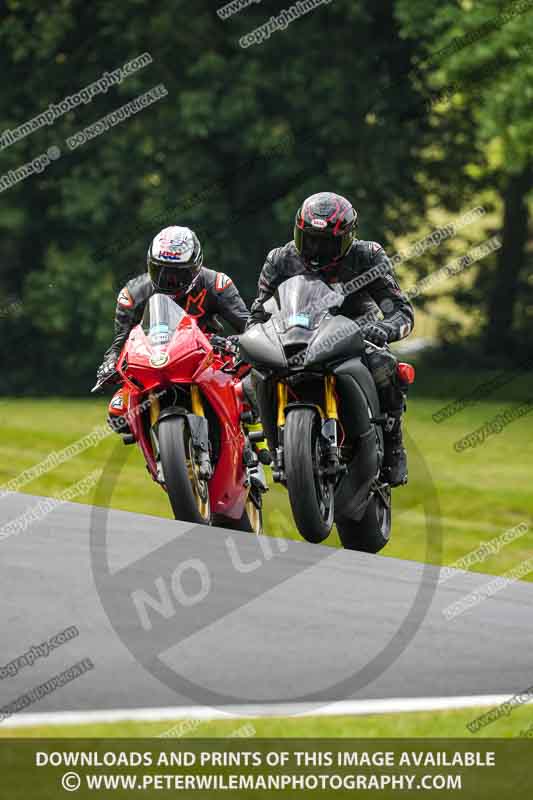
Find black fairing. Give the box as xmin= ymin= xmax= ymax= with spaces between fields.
xmin=238 ymin=320 xmax=287 ymax=370
xmin=304 ymin=315 xmax=363 ymax=368
xmin=279 ymin=327 xmax=314 ymax=348
xmin=334 ymin=429 xmax=380 ymax=520
xmin=332 ymin=357 xmax=383 ymax=519
xmin=334 ymin=357 xmax=381 ymax=422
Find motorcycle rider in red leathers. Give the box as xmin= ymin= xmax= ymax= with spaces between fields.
xmin=96 ymin=226 xmax=253 ymax=433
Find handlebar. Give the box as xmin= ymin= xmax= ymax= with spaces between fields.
xmin=91 ymin=335 xmax=251 ymax=392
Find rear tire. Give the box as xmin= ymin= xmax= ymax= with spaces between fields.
xmin=336 ymin=487 xmax=391 ymax=554
xmin=284 ymin=408 xmax=334 ymax=544
xmin=158 ymin=416 xmax=211 ymax=525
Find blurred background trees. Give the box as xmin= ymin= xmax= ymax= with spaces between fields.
xmin=397 ymin=0 xmax=533 ymax=358
xmin=0 ymin=0 xmax=531 ymax=393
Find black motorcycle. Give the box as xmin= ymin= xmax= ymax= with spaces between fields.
xmin=239 ymin=275 xmax=395 ymax=553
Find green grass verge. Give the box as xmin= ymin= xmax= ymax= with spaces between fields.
xmin=1 ymin=376 xmax=532 ymax=740
xmin=1 ymin=368 xmax=531 ymax=580
xmin=2 ymin=705 xmax=532 ymax=739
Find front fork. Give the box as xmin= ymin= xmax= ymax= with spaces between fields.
xmin=190 ymin=385 xmax=212 ymax=479
xmin=321 ymin=375 xmax=344 ymax=479
xmin=149 ymin=386 xmax=212 ymax=482
xmin=149 ymin=391 xmax=163 ymax=482
xmin=272 ymin=382 xmax=288 ymax=483
xmin=272 ymin=376 xmax=344 ymax=483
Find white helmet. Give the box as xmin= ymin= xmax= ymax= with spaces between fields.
xmin=147 ymin=226 xmax=203 ymax=295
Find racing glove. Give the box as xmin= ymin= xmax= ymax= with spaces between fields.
xmin=246 ymin=301 xmax=270 ymax=328
xmin=361 ymin=322 xmax=390 ymax=347
xmin=96 ymin=353 xmax=119 ymax=383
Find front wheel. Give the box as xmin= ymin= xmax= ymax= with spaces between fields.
xmin=239 ymin=496 xmax=263 ymax=535
xmin=336 ymin=487 xmax=391 ymax=553
xmin=284 ymin=408 xmax=334 ymax=544
xmin=213 ymin=496 xmax=263 ymax=535
xmin=158 ymin=416 xmax=211 ymax=525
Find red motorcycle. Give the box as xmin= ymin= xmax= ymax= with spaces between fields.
xmin=93 ymin=294 xmax=265 ymax=533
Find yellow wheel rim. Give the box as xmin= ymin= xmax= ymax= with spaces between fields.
xmin=246 ymin=497 xmax=262 ymax=535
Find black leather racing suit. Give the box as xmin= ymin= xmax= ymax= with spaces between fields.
xmin=249 ymin=239 xmax=415 ymax=477
xmin=105 ymin=267 xmax=249 ymax=362
xmin=250 ymin=239 xmax=413 ymax=341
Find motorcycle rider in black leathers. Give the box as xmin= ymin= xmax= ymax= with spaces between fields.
xmin=96 ymin=226 xmax=252 ymax=430
xmin=248 ymin=192 xmax=414 ymax=486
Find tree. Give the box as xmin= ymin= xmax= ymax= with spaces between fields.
xmin=396 ymin=0 xmax=533 ymax=358
xmin=0 ymin=0 xmax=431 ymax=393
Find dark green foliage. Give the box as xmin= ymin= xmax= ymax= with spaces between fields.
xmin=2 ymin=0 xmax=529 ymax=392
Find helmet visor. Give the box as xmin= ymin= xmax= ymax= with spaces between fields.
xmin=149 ymin=262 xmax=197 ymax=294
xmin=294 ymin=228 xmax=351 ymax=270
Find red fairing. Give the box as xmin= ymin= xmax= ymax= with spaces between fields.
xmin=116 ymin=314 xmax=249 ymax=520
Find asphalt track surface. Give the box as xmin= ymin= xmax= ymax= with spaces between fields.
xmin=1 ymin=493 xmax=532 ymax=717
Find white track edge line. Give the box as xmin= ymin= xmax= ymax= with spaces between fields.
xmin=2 ymin=695 xmax=529 ymax=729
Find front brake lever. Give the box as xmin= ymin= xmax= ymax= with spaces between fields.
xmin=91 ymin=377 xmax=106 ymax=394
xmin=90 ymin=370 xmax=120 ymax=393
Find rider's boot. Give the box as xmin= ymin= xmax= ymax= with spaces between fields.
xmin=382 ymin=413 xmax=408 ymax=487
xmin=242 ymin=422 xmax=269 ymax=493
xmin=245 ymin=420 xmax=272 ymax=465
xmin=241 ymin=372 xmax=273 ymax=467
xmin=368 ymin=348 xmax=409 ymax=487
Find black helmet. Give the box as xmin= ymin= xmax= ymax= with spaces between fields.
xmin=294 ymin=192 xmax=357 ymax=271
xmin=147 ymin=226 xmax=203 ymax=295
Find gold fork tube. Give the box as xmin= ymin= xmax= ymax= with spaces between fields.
xmin=324 ymin=375 xmax=338 ymax=420
xmin=277 ymin=382 xmax=288 ymax=427
xmin=191 ymin=385 xmax=205 ymax=417
xmin=149 ymin=392 xmax=160 ymax=427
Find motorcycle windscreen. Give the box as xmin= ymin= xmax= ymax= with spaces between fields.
xmin=142 ymin=294 xmax=186 ymax=347
xmin=238 ymin=320 xmax=288 ymax=370
xmin=265 ymin=275 xmax=345 ymax=334
xmin=304 ymin=314 xmax=364 ymax=367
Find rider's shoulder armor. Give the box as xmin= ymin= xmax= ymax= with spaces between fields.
xmin=199 ymin=266 xmax=234 ymax=294
xmin=269 ymin=241 xmax=306 ymax=275
xmin=348 ymin=240 xmax=388 ymax=272
xmin=197 ymin=266 xmax=214 ymax=289
xmin=119 ymin=273 xmax=154 ymax=310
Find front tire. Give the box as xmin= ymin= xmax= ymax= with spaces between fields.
xmin=158 ymin=416 xmax=211 ymax=525
xmin=336 ymin=487 xmax=391 ymax=553
xmin=284 ymin=408 xmax=334 ymax=543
